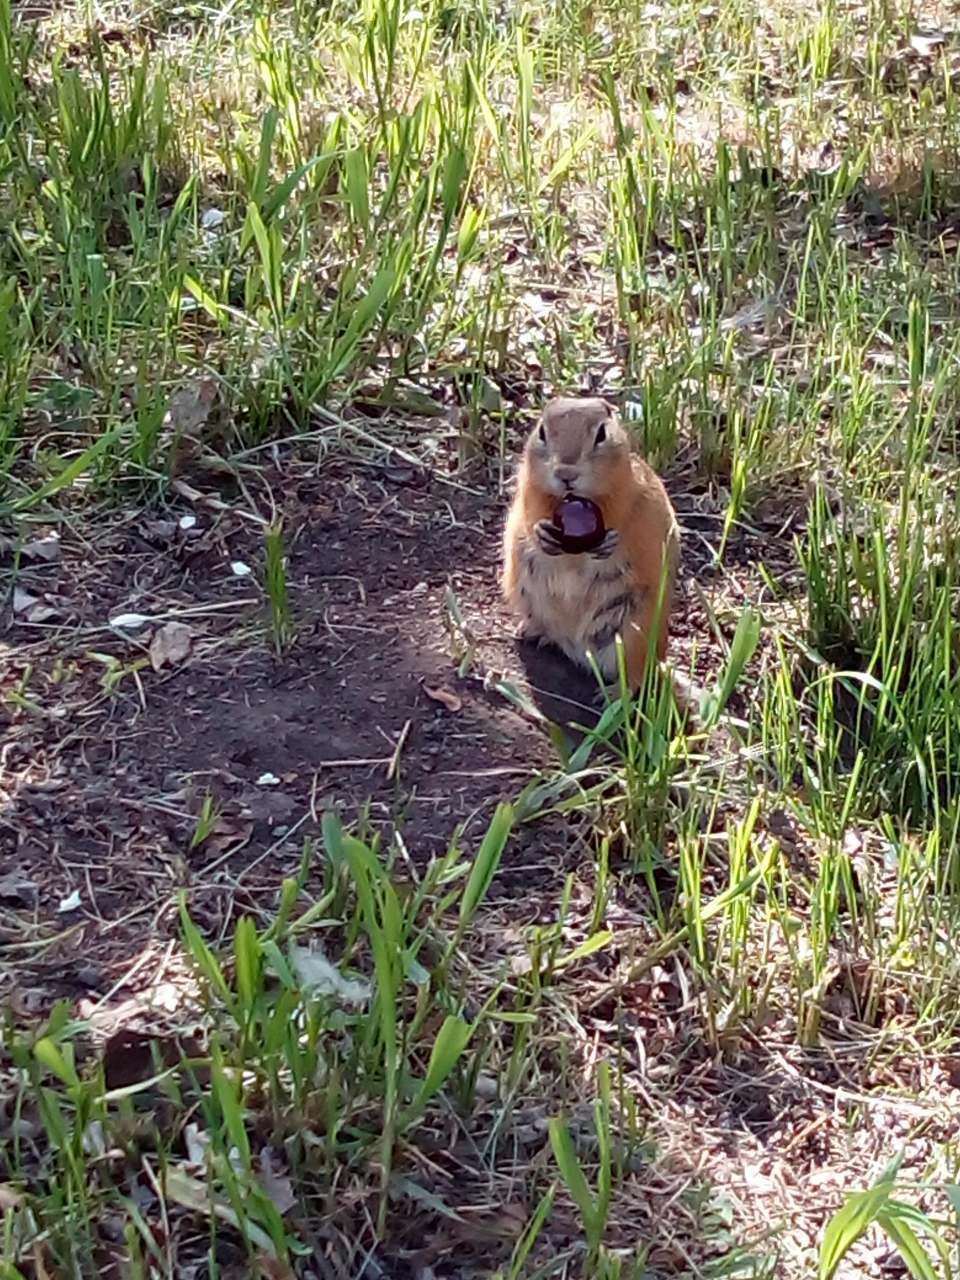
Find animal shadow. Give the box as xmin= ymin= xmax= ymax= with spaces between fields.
xmin=513 ymin=637 xmax=697 ymax=757
xmin=513 ymin=638 xmax=604 ymax=741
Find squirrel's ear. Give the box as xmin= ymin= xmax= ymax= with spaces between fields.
xmin=601 ymin=397 xmax=617 ymax=417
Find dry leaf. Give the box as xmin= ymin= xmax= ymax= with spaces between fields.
xmin=183 ymin=1122 xmax=210 ymax=1166
xmin=451 ymin=1201 xmax=528 ymax=1244
xmin=719 ymin=297 xmax=782 ymax=333
xmin=8 ymin=987 xmax=52 ymax=1018
xmin=164 ymin=1168 xmax=276 ymax=1253
xmin=0 ymin=1184 xmax=23 ymax=1211
xmin=81 ymin=1120 xmax=107 ymax=1156
xmin=256 ymin=1258 xmax=296 ymax=1280
xmin=21 ymin=534 xmax=60 ymax=563
xmin=423 ymin=685 xmax=462 ymax=713
xmin=164 ymin=377 xmax=218 ymax=436
xmin=171 ymin=479 xmax=204 ymax=503
xmin=0 ymin=870 xmax=37 ymax=904
xmin=149 ymin=621 xmax=193 ymax=672
xmin=200 ymin=815 xmax=253 ymax=858
xmin=140 ymin=518 xmax=178 ymax=542
xmin=12 ymin=587 xmax=36 ymax=614
xmin=12 ymin=588 xmax=62 ymax=623
xmin=258 ymin=1147 xmax=296 ymax=1215
xmin=33 ymin=1244 xmax=55 ymax=1280
xmin=250 ymin=330 xmax=281 ymax=382
xmin=26 ymin=603 xmax=61 ymax=622
xmin=289 ymin=946 xmax=371 ymax=1005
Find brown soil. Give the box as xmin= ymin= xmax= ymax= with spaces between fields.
xmin=10 ymin=450 xmax=931 ymax=1278
xmin=0 ymin=447 xmax=788 ymax=993
xmin=0 ymin=459 xmax=607 ymax=986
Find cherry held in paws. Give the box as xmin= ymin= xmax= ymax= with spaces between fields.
xmin=552 ymin=496 xmax=606 ymax=553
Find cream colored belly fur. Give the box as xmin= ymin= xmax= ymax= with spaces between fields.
xmin=517 ymin=541 xmax=636 ymax=679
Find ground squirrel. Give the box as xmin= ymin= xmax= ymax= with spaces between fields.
xmin=502 ymin=396 xmax=679 ymax=693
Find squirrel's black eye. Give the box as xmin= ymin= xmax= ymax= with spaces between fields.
xmin=538 ymin=423 xmax=547 ymax=444
xmin=594 ymin=422 xmax=607 ymax=447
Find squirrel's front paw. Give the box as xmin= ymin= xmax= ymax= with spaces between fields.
xmin=534 ymin=520 xmax=566 ymax=557
xmin=590 ymin=528 xmax=621 ymax=560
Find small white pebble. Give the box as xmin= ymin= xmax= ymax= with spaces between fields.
xmin=230 ymin=561 xmax=252 ymax=577
xmin=474 ymin=1074 xmax=499 ymax=1101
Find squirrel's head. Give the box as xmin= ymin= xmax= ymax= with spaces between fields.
xmin=525 ymin=397 xmax=630 ymax=500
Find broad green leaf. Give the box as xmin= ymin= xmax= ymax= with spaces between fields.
xmin=439 ymin=142 xmax=466 ymax=225
xmin=164 ymin=1166 xmax=275 ymax=1254
xmin=34 ymin=1036 xmax=79 ymax=1089
xmin=251 ymin=107 xmax=279 ymax=207
xmin=233 ymin=915 xmax=262 ymax=1011
xmin=880 ymin=1199 xmax=951 ymax=1266
xmin=819 ymin=1184 xmax=893 ymax=1279
xmin=211 ymin=1047 xmax=251 ymax=1166
xmin=158 ymin=174 xmax=197 ymax=251
xmin=179 ymin=895 xmax=232 ymax=1004
xmin=344 ymin=144 xmax=370 ymax=232
xmin=594 ymin=1061 xmax=612 ymax=1225
xmin=466 ymin=59 xmax=500 ymax=142
xmin=459 ymin=802 xmax=513 ymax=925
xmin=555 ymin=931 xmax=613 ymax=969
xmin=456 ymin=204 xmax=484 ymax=263
xmin=343 ymin=834 xmax=399 ymax=1067
xmin=181 ymin=274 xmax=228 ymax=326
xmin=323 ymin=256 xmax=401 ymax=383
xmin=408 ymin=1016 xmax=471 ymax=1116
xmin=535 ymin=126 xmax=596 ymax=196
xmin=243 ymin=199 xmax=270 ymax=272
xmin=244 ymin=201 xmax=284 ymax=313
xmin=261 ymin=938 xmax=296 ymax=989
xmin=548 ymin=1117 xmax=597 ymax=1237
xmin=507 ymin=1184 xmax=555 ymax=1280
xmin=5 ymin=423 xmax=129 ymax=515
xmin=262 ymin=153 xmax=331 ymax=223
xmin=700 ymin=606 xmax=761 ymax=728
xmin=877 ymin=1210 xmax=939 ymax=1280
xmin=321 ymin=810 xmax=346 ymax=869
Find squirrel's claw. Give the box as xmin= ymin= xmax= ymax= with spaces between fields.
xmin=590 ymin=528 xmax=621 ymax=560
xmin=534 ymin=520 xmax=566 ymax=556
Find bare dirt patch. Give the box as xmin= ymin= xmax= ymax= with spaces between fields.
xmin=0 ymin=442 xmax=793 ymax=976
xmin=2 ymin=462 xmax=566 ymax=969
xmin=6 ymin=446 xmax=866 ymax=1277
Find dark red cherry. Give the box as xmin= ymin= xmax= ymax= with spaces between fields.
xmin=552 ymin=496 xmax=606 ymax=553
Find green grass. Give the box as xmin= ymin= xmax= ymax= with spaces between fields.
xmin=5 ymin=0 xmax=960 ymax=1274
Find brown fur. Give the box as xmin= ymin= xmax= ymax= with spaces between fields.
xmin=502 ymin=396 xmax=679 ymax=691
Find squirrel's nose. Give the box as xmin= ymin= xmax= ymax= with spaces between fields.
xmin=554 ymin=465 xmax=580 ymax=486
